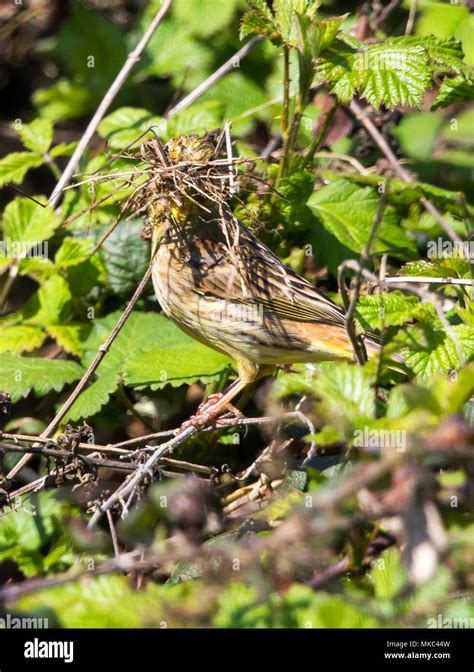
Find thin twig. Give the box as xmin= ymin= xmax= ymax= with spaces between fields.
xmin=349 ymin=100 xmax=461 ymax=242
xmin=405 ymin=0 xmax=418 ymax=35
xmin=107 ymin=510 xmax=121 ymax=558
xmin=377 ymin=0 xmax=403 ymax=24
xmin=340 ymin=191 xmax=388 ymax=364
xmin=48 ymin=0 xmax=172 ymax=208
xmin=386 ymin=276 xmax=473 ymax=287
xmin=88 ymin=425 xmax=199 ymax=527
xmin=165 ymin=36 xmax=263 ymax=118
xmin=312 ymin=151 xmax=370 ymax=175
xmin=224 ymin=121 xmax=237 ymax=194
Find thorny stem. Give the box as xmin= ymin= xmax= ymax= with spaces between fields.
xmin=281 ymin=47 xmax=291 ymax=141
xmin=88 ymin=425 xmax=199 ymax=527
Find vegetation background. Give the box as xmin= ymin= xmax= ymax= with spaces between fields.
xmin=0 ymin=0 xmax=473 ymax=628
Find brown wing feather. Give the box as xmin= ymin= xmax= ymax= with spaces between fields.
xmin=189 ymin=216 xmax=346 ymax=328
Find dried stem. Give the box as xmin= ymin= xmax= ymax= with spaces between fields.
xmin=48 ymin=0 xmax=172 ymax=208
xmin=339 ymin=191 xmax=387 ymax=365
xmin=349 ymin=100 xmax=461 ymax=242
xmin=165 ymin=36 xmax=263 ymax=118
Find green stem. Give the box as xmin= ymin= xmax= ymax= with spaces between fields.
xmin=275 ymin=46 xmax=291 ymax=185
xmin=43 ymin=152 xmax=62 ymax=180
xmin=301 ymin=101 xmax=339 ymax=169
xmin=281 ymin=46 xmax=290 ymax=139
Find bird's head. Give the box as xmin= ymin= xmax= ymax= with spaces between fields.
xmin=165 ymin=135 xmax=214 ymax=164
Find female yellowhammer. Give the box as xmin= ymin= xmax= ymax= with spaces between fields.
xmin=140 ymin=133 xmax=378 ymax=417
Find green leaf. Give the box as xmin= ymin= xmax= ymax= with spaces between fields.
xmin=213 ymin=582 xmax=380 ymax=628
xmin=174 ymin=0 xmax=239 ymax=38
xmin=307 ymin=179 xmax=417 ymax=257
xmin=166 ymin=101 xmax=223 ymax=138
xmin=100 ymin=220 xmax=150 ymax=296
xmin=15 ymin=118 xmax=53 ymax=154
xmin=368 ymin=547 xmax=408 ymax=600
xmin=390 ymin=112 xmax=445 ymax=161
xmin=399 ymin=324 xmax=474 ymax=378
xmin=49 ymin=141 xmax=78 ymax=158
xmin=0 ymin=326 xmax=46 ymax=355
xmin=52 ymin=4 xmax=127 ymax=89
xmin=33 ymin=79 xmax=91 ymax=122
xmin=0 ymin=353 xmax=83 ymax=402
xmin=64 ymin=370 xmax=119 ymax=423
xmin=65 ymin=312 xmax=230 ymax=421
xmin=18 ymin=257 xmax=56 ymax=282
xmin=274 ymin=362 xmax=376 ymax=424
xmin=16 ymin=575 xmax=169 ymax=627
xmin=46 ymin=324 xmax=90 ymax=358
xmin=400 ymin=257 xmax=472 ymax=280
xmin=330 ymin=171 xmax=464 ymax=207
xmin=274 ymin=0 xmax=312 ymax=44
xmin=1 ymin=198 xmax=59 ymax=266
xmin=143 ymin=20 xmax=213 ymax=89
xmin=416 ymin=2 xmax=468 ymax=43
xmin=358 ymin=43 xmax=430 ymax=108
xmin=433 ymin=76 xmax=474 ymax=110
xmin=202 ymin=72 xmax=268 ymax=132
xmin=317 ymin=40 xmax=431 ymax=108
xmin=401 ymin=35 xmax=468 ymax=75
xmin=355 ymin=292 xmax=432 ymax=332
xmin=240 ymin=0 xmax=276 ymax=40
xmin=0 ymin=152 xmax=44 ymax=187
xmin=54 ymin=238 xmax=95 ymax=269
xmin=123 ymin=339 xmax=232 ymax=389
xmin=97 ymin=107 xmax=167 ymax=150
xmin=25 ymin=275 xmax=72 ymax=327
xmin=0 ymin=492 xmax=67 ymax=577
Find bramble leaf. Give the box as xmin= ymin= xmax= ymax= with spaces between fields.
xmin=0 ymin=353 xmax=83 ymax=402
xmin=0 ymin=152 xmax=44 ymax=187
xmin=307 ymin=179 xmax=417 ymax=257
xmin=15 ymin=118 xmax=54 ymax=154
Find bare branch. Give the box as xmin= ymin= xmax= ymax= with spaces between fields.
xmin=165 ymin=36 xmax=263 ymax=118
xmin=48 ymin=0 xmax=172 ymax=208
xmin=349 ymin=100 xmax=462 ymax=242
xmin=339 ymin=191 xmax=387 ymax=365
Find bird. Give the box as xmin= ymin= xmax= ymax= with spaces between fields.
xmin=142 ymin=133 xmax=378 ymax=419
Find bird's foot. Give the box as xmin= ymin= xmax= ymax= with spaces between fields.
xmin=177 ymin=393 xmax=244 ymax=434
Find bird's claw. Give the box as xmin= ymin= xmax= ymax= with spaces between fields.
xmin=177 ymin=393 xmax=243 ymax=434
